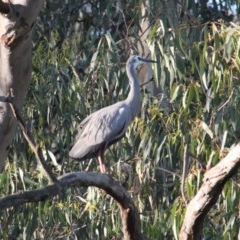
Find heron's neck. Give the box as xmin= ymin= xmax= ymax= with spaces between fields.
xmin=126 ymin=64 xmax=141 ymax=119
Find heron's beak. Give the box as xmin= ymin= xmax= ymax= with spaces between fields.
xmin=139 ymin=56 xmax=159 ymax=63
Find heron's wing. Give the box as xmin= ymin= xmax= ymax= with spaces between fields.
xmin=73 ymin=114 xmax=94 ymax=142
xmin=69 ymin=102 xmax=131 ymax=159
xmin=81 ymin=102 xmax=131 ymax=144
xmin=92 ymin=103 xmax=131 ymax=143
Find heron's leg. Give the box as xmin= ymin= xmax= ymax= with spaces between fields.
xmin=98 ymin=149 xmax=107 ymax=173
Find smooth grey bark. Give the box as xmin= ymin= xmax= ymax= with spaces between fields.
xmin=179 ymin=143 xmax=240 ymax=240
xmin=138 ymin=1 xmax=172 ymax=115
xmin=0 ymin=0 xmax=43 ymax=169
xmin=138 ymin=0 xmax=159 ymax=96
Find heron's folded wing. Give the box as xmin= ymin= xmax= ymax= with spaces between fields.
xmin=90 ymin=103 xmax=131 ymax=144
xmin=69 ymin=102 xmax=131 ymax=159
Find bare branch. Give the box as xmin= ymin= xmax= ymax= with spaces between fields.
xmin=0 ymin=172 xmax=146 ymax=240
xmin=7 ymin=97 xmax=58 ymax=184
xmin=0 ymin=93 xmax=58 ymax=184
xmin=179 ymin=143 xmax=240 ymax=240
xmin=0 ymin=1 xmax=9 ymax=14
xmin=181 ymin=141 xmax=188 ymax=205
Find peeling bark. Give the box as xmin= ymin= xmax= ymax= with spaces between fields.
xmin=179 ymin=143 xmax=240 ymax=240
xmin=0 ymin=0 xmax=43 ymax=169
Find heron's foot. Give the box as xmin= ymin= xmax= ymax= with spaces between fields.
xmin=98 ymin=155 xmax=107 ymax=174
xmin=100 ymin=163 xmax=107 ymax=173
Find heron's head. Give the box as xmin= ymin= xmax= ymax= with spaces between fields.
xmin=127 ymin=55 xmax=157 ymax=69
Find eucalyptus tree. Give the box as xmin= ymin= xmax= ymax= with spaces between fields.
xmin=0 ymin=0 xmax=43 ymax=169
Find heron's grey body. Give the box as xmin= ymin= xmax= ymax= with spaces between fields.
xmin=69 ymin=55 xmax=156 ymax=173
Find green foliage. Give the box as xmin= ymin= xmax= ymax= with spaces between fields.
xmin=2 ymin=0 xmax=240 ymax=239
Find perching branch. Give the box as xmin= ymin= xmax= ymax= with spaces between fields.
xmin=0 ymin=172 xmax=146 ymax=240
xmin=179 ymin=143 xmax=240 ymax=240
xmin=0 ymin=0 xmax=9 ymax=14
xmin=0 ymin=93 xmax=146 ymax=240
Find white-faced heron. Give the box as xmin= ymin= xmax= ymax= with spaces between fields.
xmin=69 ymin=55 xmax=157 ymax=173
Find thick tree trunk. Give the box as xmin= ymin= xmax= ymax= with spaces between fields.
xmin=0 ymin=0 xmax=43 ymax=169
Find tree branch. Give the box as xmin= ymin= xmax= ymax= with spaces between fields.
xmin=8 ymin=97 xmax=58 ymax=184
xmin=179 ymin=143 xmax=240 ymax=240
xmin=0 ymin=95 xmax=146 ymax=239
xmin=0 ymin=0 xmax=9 ymax=14
xmin=0 ymin=93 xmax=58 ymax=184
xmin=0 ymin=172 xmax=146 ymax=240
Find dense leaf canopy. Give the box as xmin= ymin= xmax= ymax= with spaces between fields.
xmin=2 ymin=0 xmax=240 ymax=239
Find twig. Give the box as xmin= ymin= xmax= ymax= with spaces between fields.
xmin=181 ymin=142 xmax=188 ymax=205
xmin=140 ymin=77 xmax=154 ymax=87
xmin=65 ymin=58 xmax=81 ymax=81
xmin=156 ymin=167 xmax=181 ymax=178
xmin=218 ymin=90 xmax=233 ymax=111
